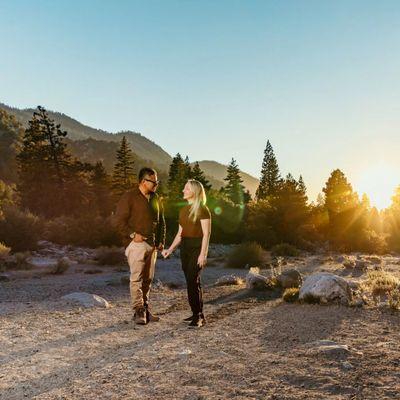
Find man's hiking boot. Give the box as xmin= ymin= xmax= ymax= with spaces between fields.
xmin=145 ymin=307 xmax=160 ymax=322
xmin=133 ymin=306 xmax=147 ymax=325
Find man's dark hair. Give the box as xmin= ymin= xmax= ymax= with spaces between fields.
xmin=139 ymin=167 xmax=157 ymax=182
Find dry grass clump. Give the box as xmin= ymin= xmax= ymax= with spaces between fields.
xmin=0 ymin=242 xmax=11 ymax=258
xmin=282 ymin=287 xmax=300 ymax=303
xmin=360 ymin=270 xmax=400 ymax=307
xmin=225 ymin=242 xmax=264 ymax=269
xmin=49 ymin=258 xmax=70 ymax=275
xmin=270 ymin=243 xmax=300 ymax=257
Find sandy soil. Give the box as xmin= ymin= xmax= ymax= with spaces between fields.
xmin=1 ymin=254 xmax=400 ymax=400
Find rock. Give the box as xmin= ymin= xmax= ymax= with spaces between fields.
xmin=306 ymin=340 xmax=350 ymax=358
xmin=62 ymin=292 xmax=111 ymax=308
xmin=346 ymin=279 xmax=361 ymax=290
xmin=246 ymin=267 xmax=270 ymax=290
xmin=355 ymin=260 xmax=368 ymax=270
xmin=377 ymin=301 xmax=388 ymax=309
xmin=349 ymin=298 xmax=364 ymax=307
xmin=299 ymin=272 xmax=352 ymax=305
xmin=367 ymin=256 xmax=382 ymax=265
xmin=336 ymin=255 xmax=345 ymax=263
xmin=0 ymin=274 xmax=10 ymax=282
xmin=343 ymin=260 xmax=355 ymax=269
xmin=341 ymin=361 xmax=354 ymax=370
xmin=215 ymin=275 xmax=244 ymax=286
xmin=152 ymin=278 xmax=164 ymax=289
xmin=37 ymin=240 xmax=54 ymax=248
xmin=60 ymin=256 xmax=77 ymax=266
xmin=27 ymin=257 xmax=58 ymax=268
xmin=276 ymin=269 xmax=302 ymax=288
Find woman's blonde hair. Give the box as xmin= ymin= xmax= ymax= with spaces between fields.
xmin=187 ymin=179 xmax=207 ymax=222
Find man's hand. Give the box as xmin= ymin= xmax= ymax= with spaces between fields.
xmin=197 ymin=253 xmax=207 ymax=269
xmin=133 ymin=233 xmax=146 ymax=243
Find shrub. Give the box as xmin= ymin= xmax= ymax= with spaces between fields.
xmin=0 ymin=207 xmax=43 ymax=252
xmin=44 ymin=215 xmax=121 ymax=248
xmin=95 ymin=247 xmax=126 ymax=266
xmin=0 ymin=242 xmax=11 ymax=259
xmin=357 ymin=229 xmax=388 ymax=255
xmin=282 ymin=287 xmax=300 ymax=303
xmin=49 ymin=258 xmax=70 ymax=275
xmin=388 ymin=287 xmax=400 ymax=311
xmin=361 ymin=270 xmax=400 ymax=302
xmin=270 ymin=243 xmax=300 ymax=257
xmin=4 ymin=252 xmax=33 ymax=271
xmin=225 ymin=242 xmax=264 ymax=269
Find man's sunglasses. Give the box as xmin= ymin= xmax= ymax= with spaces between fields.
xmin=145 ymin=178 xmax=160 ymax=185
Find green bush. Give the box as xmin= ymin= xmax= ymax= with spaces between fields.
xmin=0 ymin=207 xmax=43 ymax=252
xmin=44 ymin=215 xmax=120 ymax=248
xmin=225 ymin=242 xmax=264 ymax=269
xmin=270 ymin=243 xmax=300 ymax=257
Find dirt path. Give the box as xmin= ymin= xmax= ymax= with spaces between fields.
xmin=1 ymin=257 xmax=400 ymax=399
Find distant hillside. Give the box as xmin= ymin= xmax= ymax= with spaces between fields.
xmin=0 ymin=103 xmax=259 ymax=195
xmin=0 ymin=103 xmax=172 ymax=171
xmin=195 ymin=160 xmax=259 ymax=197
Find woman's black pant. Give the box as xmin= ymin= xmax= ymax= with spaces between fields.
xmin=180 ymin=237 xmax=203 ymax=317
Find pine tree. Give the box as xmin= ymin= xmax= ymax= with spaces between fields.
xmin=91 ymin=161 xmax=113 ymax=217
xmin=256 ymin=140 xmax=281 ymax=201
xmin=322 ymin=169 xmax=363 ymax=250
xmin=17 ymin=106 xmax=76 ymax=217
xmin=223 ymin=158 xmax=246 ymax=205
xmin=167 ymin=153 xmax=190 ymax=201
xmin=184 ymin=156 xmax=192 ymax=180
xmin=0 ymin=109 xmax=24 ymax=183
xmin=266 ymin=172 xmax=310 ymax=244
xmin=112 ymin=136 xmax=136 ymax=196
xmin=322 ymin=169 xmax=358 ymax=213
xmin=191 ymin=161 xmax=211 ymax=191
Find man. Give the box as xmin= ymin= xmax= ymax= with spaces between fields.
xmin=113 ymin=167 xmax=166 ymax=325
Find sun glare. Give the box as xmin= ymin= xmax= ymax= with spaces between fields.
xmin=355 ymin=164 xmax=399 ymax=210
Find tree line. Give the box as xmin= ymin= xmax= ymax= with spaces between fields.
xmin=1 ymin=106 xmax=400 ymax=253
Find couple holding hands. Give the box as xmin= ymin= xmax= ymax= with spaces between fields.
xmin=114 ymin=167 xmax=211 ymax=328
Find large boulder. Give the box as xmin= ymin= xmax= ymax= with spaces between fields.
xmin=61 ymin=292 xmax=111 ymax=308
xmin=299 ymin=272 xmax=352 ymax=305
xmin=246 ymin=267 xmax=271 ymax=290
xmin=276 ymin=269 xmax=302 ymax=288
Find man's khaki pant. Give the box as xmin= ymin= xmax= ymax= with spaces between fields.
xmin=125 ymin=241 xmax=157 ymax=310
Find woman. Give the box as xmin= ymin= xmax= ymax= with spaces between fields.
xmin=162 ymin=179 xmax=211 ymax=328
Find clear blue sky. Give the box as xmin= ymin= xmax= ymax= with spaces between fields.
xmin=1 ymin=0 xmax=400 ymax=205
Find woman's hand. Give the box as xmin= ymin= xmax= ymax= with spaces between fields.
xmin=161 ymin=248 xmax=172 ymax=258
xmin=197 ymin=253 xmax=207 ymax=269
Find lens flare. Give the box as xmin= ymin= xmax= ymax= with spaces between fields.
xmin=355 ymin=164 xmax=399 ymax=210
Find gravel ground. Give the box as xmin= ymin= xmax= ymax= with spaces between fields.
xmin=1 ymin=254 xmax=400 ymax=399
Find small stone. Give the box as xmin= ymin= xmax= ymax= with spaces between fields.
xmin=341 ymin=361 xmax=354 ymax=370
xmin=61 ymin=292 xmax=111 ymax=308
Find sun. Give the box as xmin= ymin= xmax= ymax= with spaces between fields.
xmin=355 ymin=164 xmax=399 ymax=210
